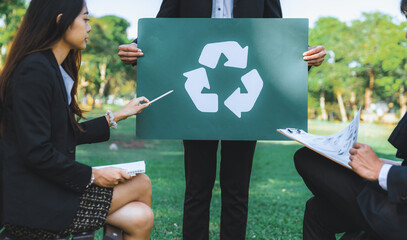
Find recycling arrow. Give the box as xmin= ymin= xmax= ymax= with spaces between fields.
xmin=184 ymin=41 xmax=263 ymax=118
xmin=224 ymin=69 xmax=263 ymax=118
xmin=184 ymin=67 xmax=219 ymax=112
xmin=198 ymin=41 xmax=248 ymax=69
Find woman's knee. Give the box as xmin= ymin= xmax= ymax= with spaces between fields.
xmin=134 ymin=173 xmax=151 ymax=184
xmin=131 ymin=173 xmax=152 ymax=196
xmin=142 ymin=205 xmax=154 ymax=231
xmin=126 ymin=203 xmax=154 ymax=233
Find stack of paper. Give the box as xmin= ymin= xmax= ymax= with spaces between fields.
xmin=94 ymin=161 xmax=146 ymax=176
xmin=277 ymin=110 xmax=361 ymax=169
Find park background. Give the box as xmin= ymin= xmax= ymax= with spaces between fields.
xmin=0 ymin=0 xmax=406 ymax=239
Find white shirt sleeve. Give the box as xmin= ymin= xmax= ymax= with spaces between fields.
xmin=378 ymin=164 xmax=392 ymax=191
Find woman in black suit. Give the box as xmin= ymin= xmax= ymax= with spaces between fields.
xmin=0 ymin=0 xmax=153 ymax=239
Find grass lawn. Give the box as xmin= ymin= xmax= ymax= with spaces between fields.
xmin=77 ymin=109 xmax=398 ymax=240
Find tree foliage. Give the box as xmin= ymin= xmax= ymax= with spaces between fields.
xmin=1 ymin=4 xmax=407 ymax=120
xmin=80 ymin=15 xmax=137 ymax=108
xmin=0 ymin=0 xmax=26 ymax=67
xmin=309 ymin=13 xmax=407 ymax=121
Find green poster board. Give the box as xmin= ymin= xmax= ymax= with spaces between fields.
xmin=136 ymin=18 xmax=308 ymax=140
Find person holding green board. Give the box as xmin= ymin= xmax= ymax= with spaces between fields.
xmin=119 ymin=1 xmax=326 ymax=239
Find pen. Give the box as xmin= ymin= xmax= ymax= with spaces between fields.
xmin=148 ymin=90 xmax=174 ymax=104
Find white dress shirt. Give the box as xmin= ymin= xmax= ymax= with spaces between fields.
xmin=212 ymin=0 xmax=234 ymax=18
xmin=59 ymin=65 xmax=74 ymax=105
xmin=378 ymin=164 xmax=392 ymax=191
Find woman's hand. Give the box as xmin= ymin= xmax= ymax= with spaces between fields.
xmin=106 ymin=97 xmax=150 ymax=126
xmin=124 ymin=96 xmax=150 ymax=115
xmin=349 ymin=142 xmax=384 ymax=181
xmin=92 ymin=167 xmax=132 ymax=188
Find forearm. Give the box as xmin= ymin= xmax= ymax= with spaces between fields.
xmin=378 ymin=164 xmax=392 ymax=190
xmin=21 ymin=140 xmax=92 ymax=193
xmin=105 ymin=108 xmax=131 ymax=127
xmin=77 ymin=116 xmax=110 ymax=145
xmin=387 ymin=165 xmax=407 ymax=203
xmin=377 ymin=159 xmax=402 ymax=190
xmin=105 ymin=97 xmax=150 ymax=128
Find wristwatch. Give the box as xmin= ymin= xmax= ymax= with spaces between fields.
xmin=86 ymin=173 xmax=95 ymax=189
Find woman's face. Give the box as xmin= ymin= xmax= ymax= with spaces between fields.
xmin=62 ymin=4 xmax=91 ymax=50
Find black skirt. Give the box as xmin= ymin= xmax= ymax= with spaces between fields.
xmin=4 ymin=185 xmax=113 ymax=240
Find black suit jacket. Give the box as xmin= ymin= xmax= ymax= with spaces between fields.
xmin=357 ymin=114 xmax=407 ymax=240
xmin=156 ymin=0 xmax=282 ymax=18
xmin=131 ymin=0 xmax=282 ymax=45
xmin=0 ymin=50 xmax=110 ymax=232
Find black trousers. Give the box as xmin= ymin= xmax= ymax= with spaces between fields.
xmin=182 ymin=140 xmax=256 ymax=240
xmin=294 ymin=147 xmax=381 ymax=240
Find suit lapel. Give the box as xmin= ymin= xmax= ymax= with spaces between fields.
xmin=43 ymin=50 xmax=68 ymax=103
xmin=233 ymin=0 xmax=238 ymax=16
xmin=43 ymin=50 xmax=77 ymax=137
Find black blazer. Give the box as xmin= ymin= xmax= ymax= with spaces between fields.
xmin=131 ymin=0 xmax=282 ymax=45
xmin=0 ymin=50 xmax=110 ymax=232
xmin=357 ymin=114 xmax=407 ymax=240
xmin=156 ymin=0 xmax=282 ymax=18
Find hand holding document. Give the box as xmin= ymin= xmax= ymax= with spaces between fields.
xmin=94 ymin=161 xmax=146 ymax=176
xmin=278 ymin=109 xmax=361 ymax=169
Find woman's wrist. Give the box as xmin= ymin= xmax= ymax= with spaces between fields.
xmin=105 ymin=101 xmax=136 ymax=127
xmin=112 ymin=109 xmax=130 ymax=123
xmin=91 ymin=168 xmax=101 ymax=187
xmin=105 ymin=110 xmax=118 ymax=129
xmin=86 ymin=169 xmax=95 ymax=189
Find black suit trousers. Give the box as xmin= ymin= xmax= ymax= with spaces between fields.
xmin=182 ymin=140 xmax=256 ymax=240
xmin=294 ymin=147 xmax=381 ymax=239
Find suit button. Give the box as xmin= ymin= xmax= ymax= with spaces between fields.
xmin=68 ymin=148 xmax=74 ymax=154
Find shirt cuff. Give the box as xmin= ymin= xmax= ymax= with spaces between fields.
xmin=378 ymin=164 xmax=392 ymax=191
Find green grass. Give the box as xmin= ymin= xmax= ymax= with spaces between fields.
xmin=77 ymin=109 xmax=398 ymax=240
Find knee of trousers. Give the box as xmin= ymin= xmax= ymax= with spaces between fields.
xmin=305 ymin=197 xmax=315 ymax=209
xmin=304 ymin=197 xmax=320 ymax=220
xmin=220 ymin=182 xmax=249 ymax=198
xmin=294 ymin=147 xmax=310 ymax=174
xmin=185 ymin=183 xmax=215 ymax=201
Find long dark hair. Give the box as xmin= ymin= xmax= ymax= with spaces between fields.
xmin=0 ymin=0 xmax=86 ymax=135
xmin=402 ymin=0 xmax=407 ymax=16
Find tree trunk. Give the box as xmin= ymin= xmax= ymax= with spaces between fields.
xmin=91 ymin=93 xmax=97 ymax=110
xmin=0 ymin=45 xmax=6 ymax=70
xmin=77 ymin=76 xmax=86 ymax=104
xmin=320 ymin=91 xmax=328 ymax=120
xmin=350 ymin=92 xmax=358 ymax=112
xmin=98 ymin=62 xmax=107 ymax=98
xmin=110 ymin=87 xmax=121 ymax=105
xmin=337 ymin=92 xmax=348 ymax=122
xmin=400 ymin=86 xmax=407 ymax=118
xmin=364 ymin=69 xmax=375 ymax=111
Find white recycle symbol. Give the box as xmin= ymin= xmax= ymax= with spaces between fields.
xmin=183 ymin=41 xmax=263 ymax=118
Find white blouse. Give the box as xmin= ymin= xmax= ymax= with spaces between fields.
xmin=59 ymin=65 xmax=74 ymax=105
